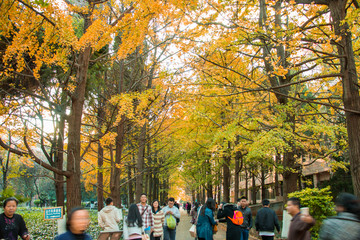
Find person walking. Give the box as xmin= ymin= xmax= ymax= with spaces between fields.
xmin=196 ymin=198 xmax=218 ymax=240
xmin=237 ymin=196 xmax=253 ymax=240
xmin=0 ymin=197 xmax=30 ymax=240
xmin=55 ymin=207 xmax=92 ymax=240
xmin=190 ymin=202 xmax=200 ymax=225
xmin=187 ymin=202 xmax=192 ymax=215
xmin=162 ymin=197 xmax=181 ymax=240
xmin=137 ymin=193 xmax=153 ymax=236
xmin=151 ymin=200 xmax=165 ymax=240
xmin=98 ymin=197 xmax=121 ymax=231
xmin=286 ymin=197 xmax=315 ymax=240
xmin=123 ymin=204 xmax=144 ymax=240
xmin=319 ymin=193 xmax=360 ymax=240
xmin=255 ymin=199 xmax=280 ymax=240
xmin=217 ymin=202 xmax=242 ymax=240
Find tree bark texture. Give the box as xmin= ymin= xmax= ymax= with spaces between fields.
xmin=97 ymin=98 xmax=105 ymax=211
xmin=222 ymin=153 xmax=231 ymax=203
xmin=66 ymin=44 xmax=91 ymax=213
xmin=260 ymin=0 xmax=299 ymax=200
xmin=328 ymin=0 xmax=360 ymax=197
xmin=135 ymin=123 xmax=147 ymax=201
xmin=55 ymin=115 xmax=65 ymax=208
xmin=110 ymin=119 xmax=125 ymax=207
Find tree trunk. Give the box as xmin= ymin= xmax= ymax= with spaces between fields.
xmin=275 ymin=152 xmax=281 ymax=197
xmin=234 ymin=149 xmax=243 ymax=202
xmin=222 ymin=153 xmax=231 ymax=203
xmin=128 ymin=167 xmax=134 ymax=204
xmin=252 ymin=171 xmax=257 ymax=204
xmin=261 ymin=166 xmax=266 ymax=201
xmin=260 ymin=0 xmax=299 ymax=201
xmin=55 ymin=115 xmax=65 ymax=208
xmin=97 ymin=98 xmax=105 ymax=211
xmin=328 ymin=0 xmax=360 ymax=197
xmin=135 ymin=123 xmax=147 ymax=201
xmin=110 ymin=119 xmax=125 ymax=207
xmin=66 ymin=44 xmax=92 ymax=213
xmin=245 ymin=168 xmax=248 ymax=199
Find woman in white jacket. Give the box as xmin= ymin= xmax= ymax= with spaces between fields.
xmin=123 ymin=204 xmax=145 ymax=240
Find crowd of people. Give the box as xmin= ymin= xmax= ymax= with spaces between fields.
xmin=0 ymin=192 xmax=359 ymax=240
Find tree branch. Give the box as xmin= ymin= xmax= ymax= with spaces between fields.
xmin=17 ymin=0 xmax=56 ymax=26
xmin=110 ymin=5 xmax=134 ymax=27
xmin=0 ymin=137 xmax=71 ymax=177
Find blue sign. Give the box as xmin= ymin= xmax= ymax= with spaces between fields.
xmin=44 ymin=207 xmax=63 ymax=220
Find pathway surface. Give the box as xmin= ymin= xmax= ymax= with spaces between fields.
xmin=176 ymin=208 xmax=227 ymax=240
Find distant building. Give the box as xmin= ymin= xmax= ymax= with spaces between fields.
xmin=231 ymin=158 xmax=332 ymax=203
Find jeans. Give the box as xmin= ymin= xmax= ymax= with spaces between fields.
xmin=240 ymin=228 xmax=249 ymax=240
xmin=163 ymin=226 xmax=176 ymax=240
xmin=261 ymin=236 xmax=274 ymax=240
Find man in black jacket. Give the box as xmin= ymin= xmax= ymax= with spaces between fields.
xmin=255 ymin=199 xmax=280 ymax=240
xmin=237 ymin=196 xmax=252 ymax=240
xmin=217 ymin=203 xmax=242 ymax=240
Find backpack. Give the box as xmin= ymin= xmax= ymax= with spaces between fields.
xmin=227 ymin=210 xmax=244 ymax=225
xmin=167 ymin=215 xmax=177 ymax=229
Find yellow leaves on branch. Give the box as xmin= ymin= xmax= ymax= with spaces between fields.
xmin=1 ymin=0 xmax=178 ymax=79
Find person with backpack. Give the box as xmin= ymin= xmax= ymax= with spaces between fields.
xmin=319 ymin=193 xmax=360 ymax=240
xmin=255 ymin=199 xmax=280 ymax=240
xmin=137 ymin=193 xmax=153 ymax=236
xmin=162 ymin=197 xmax=180 ymax=240
xmin=196 ymin=198 xmax=218 ymax=240
xmin=237 ymin=196 xmax=253 ymax=240
xmin=217 ymin=202 xmax=242 ymax=240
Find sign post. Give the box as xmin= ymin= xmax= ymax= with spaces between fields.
xmin=44 ymin=207 xmax=63 ymax=220
xmin=44 ymin=207 xmax=63 ymax=238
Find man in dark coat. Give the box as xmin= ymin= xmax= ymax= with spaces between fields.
xmin=217 ymin=203 xmax=241 ymax=240
xmin=255 ymin=199 xmax=280 ymax=240
xmin=286 ymin=197 xmax=315 ymax=240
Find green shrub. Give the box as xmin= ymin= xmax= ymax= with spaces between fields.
xmin=288 ymin=186 xmax=336 ymax=239
xmin=33 ymin=200 xmax=41 ymax=207
xmin=0 ymin=187 xmax=30 ymax=206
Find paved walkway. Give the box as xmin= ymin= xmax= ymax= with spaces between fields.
xmin=176 ymin=208 xmax=227 ymax=240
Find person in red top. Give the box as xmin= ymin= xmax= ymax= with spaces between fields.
xmin=137 ymin=193 xmax=153 ymax=236
xmin=286 ymin=197 xmax=315 ymax=240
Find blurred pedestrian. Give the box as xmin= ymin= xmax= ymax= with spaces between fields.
xmin=187 ymin=202 xmax=192 ymax=215
xmin=0 ymin=197 xmax=30 ymax=240
xmin=55 ymin=207 xmax=92 ymax=240
xmin=255 ymin=199 xmax=280 ymax=240
xmin=123 ymin=204 xmax=144 ymax=240
xmin=196 ymin=198 xmax=218 ymax=240
xmin=319 ymin=193 xmax=360 ymax=240
xmin=151 ymin=200 xmax=164 ymax=240
xmin=237 ymin=196 xmax=253 ymax=240
xmin=98 ymin=197 xmax=121 ymax=231
xmin=286 ymin=197 xmax=315 ymax=240
xmin=137 ymin=193 xmax=153 ymax=236
xmin=190 ymin=202 xmax=200 ymax=225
